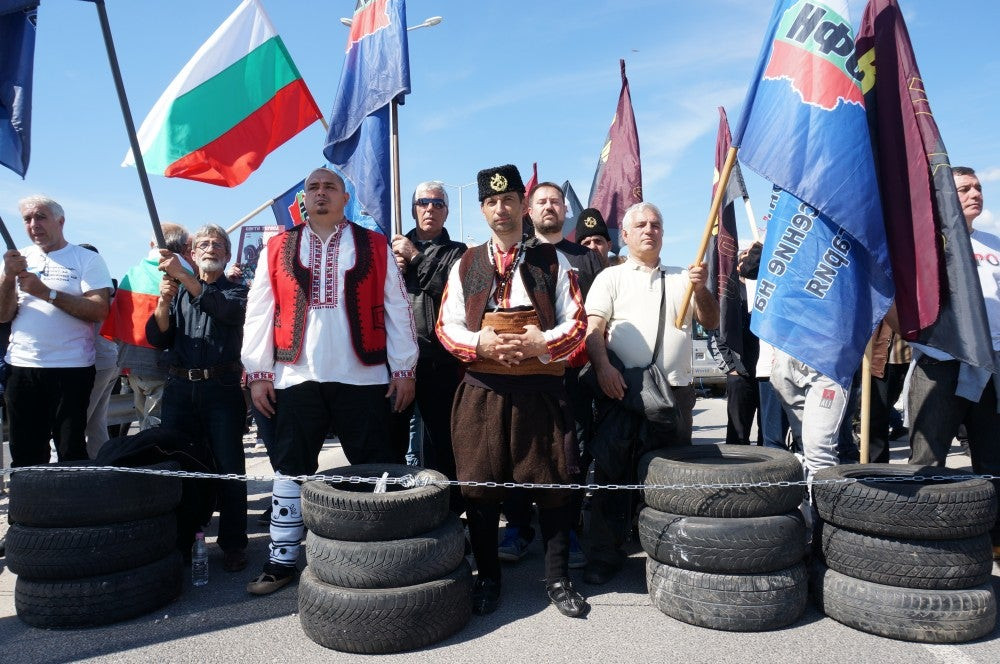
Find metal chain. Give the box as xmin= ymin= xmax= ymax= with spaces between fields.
xmin=1 ymin=464 xmax=996 ymax=492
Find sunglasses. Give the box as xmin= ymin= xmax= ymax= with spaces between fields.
xmin=415 ymin=198 xmax=447 ymax=210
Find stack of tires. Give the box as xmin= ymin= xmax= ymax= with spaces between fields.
xmin=6 ymin=461 xmax=184 ymax=629
xmin=639 ymin=444 xmax=809 ymax=631
xmin=297 ymin=463 xmax=472 ymax=654
xmin=812 ymin=463 xmax=998 ymax=643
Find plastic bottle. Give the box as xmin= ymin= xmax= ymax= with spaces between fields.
xmin=191 ymin=532 xmax=209 ymax=587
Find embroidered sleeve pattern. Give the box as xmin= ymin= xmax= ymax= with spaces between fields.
xmin=436 ymin=265 xmax=479 ymax=363
xmin=543 ymin=266 xmax=587 ymax=362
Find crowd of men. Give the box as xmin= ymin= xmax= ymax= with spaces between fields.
xmin=0 ymin=163 xmax=996 ymax=616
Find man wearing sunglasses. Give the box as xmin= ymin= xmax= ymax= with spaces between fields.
xmin=390 ymin=182 xmax=467 ymax=512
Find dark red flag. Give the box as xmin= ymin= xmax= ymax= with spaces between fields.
xmin=588 ymin=59 xmax=642 ymax=253
xmin=858 ymin=0 xmax=993 ymax=371
xmin=708 ymin=108 xmax=752 ymax=373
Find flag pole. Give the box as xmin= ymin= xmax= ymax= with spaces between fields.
xmin=675 ymin=145 xmax=739 ymax=328
xmin=859 ymin=339 xmax=873 ymax=463
xmin=390 ymin=98 xmax=402 ymax=236
xmin=0 ymin=214 xmax=16 ymax=251
xmin=743 ymin=197 xmax=761 ymax=244
xmin=91 ymin=0 xmax=165 ymax=249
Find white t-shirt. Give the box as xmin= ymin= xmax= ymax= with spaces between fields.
xmin=585 ymin=259 xmax=694 ymax=386
xmin=7 ymin=243 xmax=113 ymax=368
xmin=970 ymin=229 xmax=1000 ymax=351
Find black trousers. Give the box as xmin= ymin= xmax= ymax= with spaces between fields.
xmin=867 ymin=362 xmax=908 ymax=463
xmin=6 ymin=365 xmax=95 ymax=466
xmin=272 ymin=381 xmax=399 ymax=475
xmin=725 ymin=373 xmax=760 ymax=445
xmin=468 ymin=497 xmax=572 ymax=583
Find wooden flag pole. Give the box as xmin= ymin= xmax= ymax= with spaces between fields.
xmin=92 ymin=0 xmax=165 ymax=249
xmin=859 ymin=339 xmax=874 ymax=464
xmin=675 ymin=145 xmax=740 ymax=328
xmin=390 ymin=99 xmax=402 ymax=236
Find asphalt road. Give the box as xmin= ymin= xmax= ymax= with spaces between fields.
xmin=1 ymin=395 xmax=997 ymax=664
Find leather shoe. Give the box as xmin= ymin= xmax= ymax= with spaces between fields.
xmin=223 ymin=548 xmax=248 ymax=573
xmin=471 ymin=576 xmax=501 ymax=615
xmin=546 ymin=577 xmax=590 ymax=618
xmin=583 ymin=560 xmax=619 ymax=585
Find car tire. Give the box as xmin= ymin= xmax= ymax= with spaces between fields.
xmin=301 ymin=464 xmax=451 ymax=542
xmin=5 ymin=513 xmax=177 ymax=580
xmin=638 ymin=507 xmax=806 ymax=573
xmin=298 ymin=558 xmax=472 ymax=654
xmin=646 ymin=558 xmax=808 ymax=631
xmin=641 ymin=444 xmax=804 ymax=517
xmin=14 ymin=551 xmax=183 ymax=629
xmin=305 ymin=515 xmax=465 ymax=589
xmin=812 ymin=464 xmax=997 ymax=539
xmin=812 ymin=562 xmax=997 ymax=643
xmin=9 ymin=461 xmax=182 ymax=527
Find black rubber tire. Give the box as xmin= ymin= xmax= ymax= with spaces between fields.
xmin=298 ymin=558 xmax=473 ymax=654
xmin=14 ymin=551 xmax=183 ymax=629
xmin=638 ymin=507 xmax=806 ymax=573
xmin=813 ymin=464 xmax=997 ymax=539
xmin=5 ymin=513 xmax=177 ymax=580
xmin=9 ymin=461 xmax=183 ymax=527
xmin=646 ymin=558 xmax=807 ymax=631
xmin=818 ymin=522 xmax=994 ymax=590
xmin=811 ymin=562 xmax=997 ymax=643
xmin=301 ymin=464 xmax=450 ymax=541
xmin=305 ymin=514 xmax=465 ymax=589
xmin=640 ymin=444 xmax=804 ymax=517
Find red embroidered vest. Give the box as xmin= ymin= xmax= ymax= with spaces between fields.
xmin=267 ymin=223 xmax=388 ymax=366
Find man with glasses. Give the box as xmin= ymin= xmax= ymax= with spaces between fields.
xmin=390 ymin=182 xmax=467 ymax=509
xmin=242 ymin=167 xmax=418 ymax=594
xmin=147 ymin=224 xmax=249 ymax=573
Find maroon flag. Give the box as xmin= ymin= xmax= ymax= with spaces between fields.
xmin=858 ymin=0 xmax=993 ymax=371
xmin=588 ymin=59 xmax=642 ymax=252
xmin=708 ymin=107 xmax=752 ymax=373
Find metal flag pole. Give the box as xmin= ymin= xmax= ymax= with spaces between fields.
xmin=675 ymin=145 xmax=739 ymax=329
xmin=390 ymin=99 xmax=402 ymax=236
xmin=0 ymin=215 xmax=16 ymax=251
xmin=91 ymin=0 xmax=165 ymax=248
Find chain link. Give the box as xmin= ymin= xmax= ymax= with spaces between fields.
xmin=1 ymin=464 xmax=996 ymax=492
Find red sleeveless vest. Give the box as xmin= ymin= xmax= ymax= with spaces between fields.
xmin=267 ymin=223 xmax=388 ymax=366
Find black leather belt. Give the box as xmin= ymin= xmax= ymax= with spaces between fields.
xmin=168 ymin=361 xmax=242 ymax=381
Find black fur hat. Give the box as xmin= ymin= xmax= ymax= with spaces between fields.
xmin=477 ymin=164 xmax=525 ymax=201
xmin=576 ymin=207 xmax=610 ymax=242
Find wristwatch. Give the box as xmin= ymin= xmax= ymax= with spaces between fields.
xmin=48 ymin=289 xmax=57 ymax=303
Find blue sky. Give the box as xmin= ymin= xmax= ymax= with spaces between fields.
xmin=1 ymin=0 xmax=997 ymax=280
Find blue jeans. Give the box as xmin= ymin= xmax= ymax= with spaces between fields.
xmin=161 ymin=374 xmax=248 ymax=552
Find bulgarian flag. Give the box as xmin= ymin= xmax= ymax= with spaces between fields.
xmin=123 ymin=0 xmax=322 ymax=187
xmin=99 ymin=255 xmax=164 ymax=348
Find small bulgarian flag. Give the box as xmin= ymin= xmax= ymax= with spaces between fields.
xmin=100 ymin=255 xmax=164 ymax=348
xmin=123 ymin=0 xmax=322 ymax=187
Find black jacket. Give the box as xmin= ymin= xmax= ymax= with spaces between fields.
xmin=402 ymin=227 xmax=466 ymax=363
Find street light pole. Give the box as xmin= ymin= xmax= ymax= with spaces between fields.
xmin=442 ymin=181 xmax=476 ymax=245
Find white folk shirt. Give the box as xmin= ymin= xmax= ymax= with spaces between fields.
xmin=241 ymin=222 xmax=418 ymax=389
xmin=7 ymin=243 xmax=113 ymax=368
xmin=436 ymin=245 xmax=586 ymax=364
xmin=585 ymin=258 xmax=695 ymax=386
xmin=971 ymin=229 xmax=1000 ymax=351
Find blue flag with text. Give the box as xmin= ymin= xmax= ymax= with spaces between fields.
xmin=322 ymin=0 xmax=410 ymax=236
xmin=733 ymin=0 xmax=893 ymax=387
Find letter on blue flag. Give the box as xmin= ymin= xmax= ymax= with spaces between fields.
xmin=732 ymin=0 xmax=893 ymax=388
xmin=322 ymin=0 xmax=410 ymax=236
xmin=0 ymin=1 xmax=38 ymax=177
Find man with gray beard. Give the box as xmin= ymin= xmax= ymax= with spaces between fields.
xmin=147 ymin=224 xmax=250 ymax=573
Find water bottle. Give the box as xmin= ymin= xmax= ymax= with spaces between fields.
xmin=191 ymin=532 xmax=209 ymax=587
